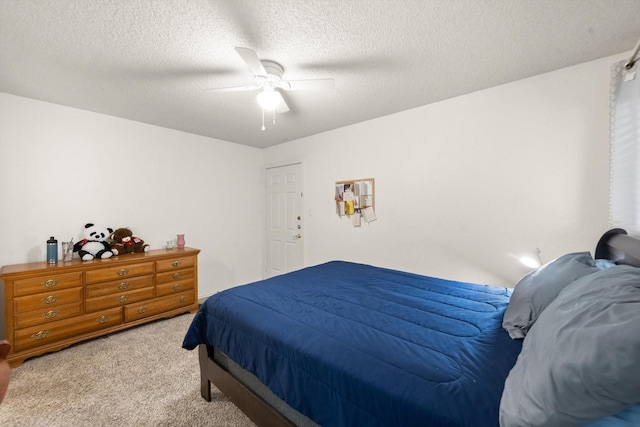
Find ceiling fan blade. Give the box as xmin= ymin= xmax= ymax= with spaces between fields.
xmin=281 ymin=78 xmax=335 ymax=91
xmin=204 ymin=84 xmax=261 ymax=93
xmin=275 ymin=91 xmax=289 ymax=113
xmin=235 ymin=47 xmax=267 ymax=78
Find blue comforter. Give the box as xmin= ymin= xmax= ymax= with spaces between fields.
xmin=183 ymin=261 xmax=522 ymax=427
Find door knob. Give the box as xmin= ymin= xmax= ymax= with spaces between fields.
xmin=293 ymin=233 xmax=302 ymax=240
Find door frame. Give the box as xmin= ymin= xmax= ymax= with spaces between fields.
xmin=263 ymin=161 xmax=305 ymax=278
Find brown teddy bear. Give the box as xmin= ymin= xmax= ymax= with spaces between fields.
xmin=110 ymin=227 xmax=150 ymax=254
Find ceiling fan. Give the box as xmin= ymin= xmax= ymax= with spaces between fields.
xmin=206 ymin=47 xmax=335 ymax=129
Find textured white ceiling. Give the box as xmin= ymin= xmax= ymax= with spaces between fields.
xmin=1 ymin=0 xmax=639 ymax=148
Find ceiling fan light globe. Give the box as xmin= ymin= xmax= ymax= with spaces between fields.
xmin=257 ymin=90 xmax=281 ymax=110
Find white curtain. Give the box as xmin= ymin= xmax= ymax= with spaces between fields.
xmin=610 ymin=60 xmax=640 ymax=236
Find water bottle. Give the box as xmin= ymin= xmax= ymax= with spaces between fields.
xmin=47 ymin=236 xmax=58 ymax=264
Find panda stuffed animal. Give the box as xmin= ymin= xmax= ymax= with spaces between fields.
xmin=73 ymin=223 xmax=117 ymax=261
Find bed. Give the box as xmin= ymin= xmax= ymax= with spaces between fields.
xmin=183 ymin=229 xmax=640 ymax=427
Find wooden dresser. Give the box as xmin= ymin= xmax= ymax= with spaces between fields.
xmin=1 ymin=247 xmax=200 ymax=367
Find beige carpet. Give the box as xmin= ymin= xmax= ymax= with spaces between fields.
xmin=0 ymin=313 xmax=256 ymax=427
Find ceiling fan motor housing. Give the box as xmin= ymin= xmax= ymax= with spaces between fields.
xmin=260 ymin=60 xmax=284 ymax=83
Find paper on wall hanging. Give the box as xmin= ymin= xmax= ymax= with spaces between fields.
xmin=352 ymin=211 xmax=361 ymax=227
xmin=362 ymin=207 xmax=377 ymax=222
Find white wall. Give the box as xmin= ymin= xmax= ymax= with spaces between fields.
xmin=265 ymin=54 xmax=626 ymax=287
xmin=0 ymin=93 xmax=265 ymax=301
xmin=0 ymin=51 xmax=626 ymax=308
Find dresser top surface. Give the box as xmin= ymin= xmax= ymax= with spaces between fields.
xmin=1 ymin=247 xmax=200 ymax=278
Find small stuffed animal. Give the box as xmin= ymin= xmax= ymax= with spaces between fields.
xmin=73 ymin=223 xmax=116 ymax=261
xmin=110 ymin=227 xmax=150 ymax=254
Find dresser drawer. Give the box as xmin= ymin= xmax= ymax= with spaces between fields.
xmin=86 ymin=287 xmax=155 ymax=312
xmin=15 ymin=301 xmax=83 ymax=329
xmin=14 ymin=271 xmax=82 ymax=297
xmin=156 ymin=256 xmax=196 ymax=272
xmin=156 ymin=268 xmax=195 ymax=285
xmin=86 ymin=275 xmax=154 ymax=298
xmin=14 ymin=308 xmax=122 ymax=352
xmin=124 ymin=290 xmax=195 ymax=322
xmin=156 ymin=279 xmax=194 ymax=297
xmin=14 ymin=287 xmax=83 ymax=314
xmin=85 ymin=262 xmax=154 ymax=284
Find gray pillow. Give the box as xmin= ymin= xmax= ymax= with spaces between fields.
xmin=502 ymin=252 xmax=598 ymax=339
xmin=499 ymin=265 xmax=640 ymax=427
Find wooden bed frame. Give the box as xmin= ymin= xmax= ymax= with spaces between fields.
xmin=197 ymin=228 xmax=640 ymax=427
xmin=198 ymin=344 xmax=295 ymax=427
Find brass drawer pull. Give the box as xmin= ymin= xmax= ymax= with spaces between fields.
xmin=43 ymin=310 xmax=59 ymax=319
xmin=172 ymin=273 xmax=182 ymax=280
xmin=137 ymin=307 xmax=147 ymax=314
xmin=96 ymin=315 xmax=110 ymax=324
xmin=117 ymin=269 xmax=129 ymax=276
xmin=41 ymin=279 xmax=59 ymax=288
xmin=172 ymin=260 xmax=182 ymax=268
xmin=117 ymin=282 xmax=129 ymax=290
xmin=172 ymin=284 xmax=181 ymax=291
xmin=118 ymin=295 xmax=129 ymax=303
xmin=32 ymin=330 xmax=49 ymax=340
xmin=179 ymin=296 xmax=187 ymax=303
xmin=42 ymin=295 xmax=58 ymax=304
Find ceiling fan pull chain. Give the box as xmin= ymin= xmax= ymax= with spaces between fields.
xmin=273 ymin=110 xmax=276 ymax=126
xmin=261 ymin=107 xmax=266 ymax=131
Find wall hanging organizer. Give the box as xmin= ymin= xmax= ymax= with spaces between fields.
xmin=335 ymin=178 xmax=376 ymax=227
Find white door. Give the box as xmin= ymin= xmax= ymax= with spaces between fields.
xmin=265 ymin=163 xmax=304 ymax=278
